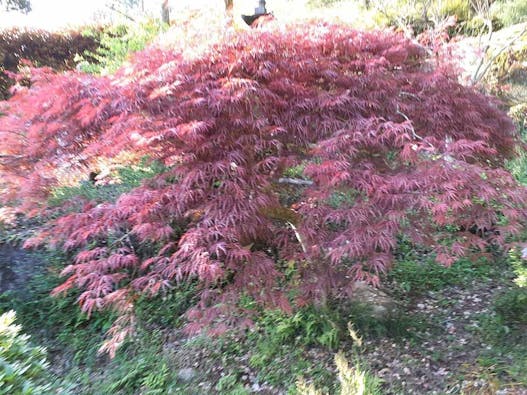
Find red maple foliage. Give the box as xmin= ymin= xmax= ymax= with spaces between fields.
xmin=1 ymin=21 xmax=526 ymax=353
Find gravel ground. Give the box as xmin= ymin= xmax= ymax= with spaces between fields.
xmin=362 ymin=279 xmax=519 ymax=394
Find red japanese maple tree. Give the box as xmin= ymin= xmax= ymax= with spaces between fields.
xmin=1 ymin=21 xmax=526 ymax=354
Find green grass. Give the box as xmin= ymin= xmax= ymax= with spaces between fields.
xmin=470 ymin=284 xmax=527 ymax=387
xmin=0 ymin=250 xmax=116 ymax=366
xmin=48 ymin=158 xmax=167 ymax=208
xmin=345 ymin=301 xmax=426 ymax=339
xmin=70 ymin=332 xmax=178 ymax=395
xmin=0 ymin=246 xmax=201 ymax=394
xmin=389 ymin=242 xmax=496 ymax=297
xmin=215 ymin=374 xmax=250 ymax=394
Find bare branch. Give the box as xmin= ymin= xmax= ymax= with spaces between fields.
xmin=472 ymin=24 xmax=527 ymax=85
xmin=395 ymin=106 xmax=424 ymax=141
xmin=278 ymin=177 xmax=313 ymax=186
xmin=287 ymin=221 xmax=307 ymax=254
xmin=105 ymin=3 xmax=136 ymax=22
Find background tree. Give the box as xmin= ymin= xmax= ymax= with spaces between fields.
xmin=0 ymin=0 xmax=30 ymax=13
xmin=161 ymin=0 xmax=169 ymax=24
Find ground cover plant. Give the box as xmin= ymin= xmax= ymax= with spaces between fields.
xmin=0 ymin=311 xmax=51 ymax=395
xmin=2 ymin=236 xmax=524 ymax=393
xmin=1 ymin=14 xmax=527 ymax=362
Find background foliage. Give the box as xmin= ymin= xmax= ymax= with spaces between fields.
xmin=0 ymin=0 xmax=30 ymax=13
xmin=75 ymin=20 xmax=166 ymax=75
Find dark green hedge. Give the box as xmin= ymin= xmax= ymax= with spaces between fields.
xmin=0 ymin=27 xmax=100 ymax=99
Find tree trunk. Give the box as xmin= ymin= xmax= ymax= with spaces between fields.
xmin=161 ymin=0 xmax=170 ymax=25
xmin=225 ymin=0 xmax=235 ymax=26
xmin=224 ymin=0 xmax=233 ymax=12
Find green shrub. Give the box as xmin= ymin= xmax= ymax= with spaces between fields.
xmin=0 ymin=311 xmax=51 ymax=395
xmin=97 ymin=342 xmax=173 ymax=395
xmin=435 ymin=0 xmax=470 ymax=22
xmin=491 ymin=0 xmax=527 ymax=27
xmin=254 ymin=307 xmax=343 ymax=350
xmin=76 ymin=20 xmax=166 ymax=75
xmin=364 ymin=0 xmax=494 ymax=35
xmin=224 ymin=306 xmax=340 ymax=390
xmin=494 ymin=287 xmax=527 ymax=325
xmin=366 ymin=0 xmax=471 ymax=32
xmin=509 ymin=104 xmax=527 ymax=129
xmin=506 ymin=104 xmax=527 ymax=186
xmin=459 ymin=15 xmax=501 ymax=36
xmin=507 ymin=249 xmax=527 ymax=287
xmin=368 ymin=0 xmax=429 ymax=30
xmin=215 ymin=374 xmax=250 ymax=394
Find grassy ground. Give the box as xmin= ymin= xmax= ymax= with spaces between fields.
xmin=1 ymin=239 xmax=526 ymax=394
